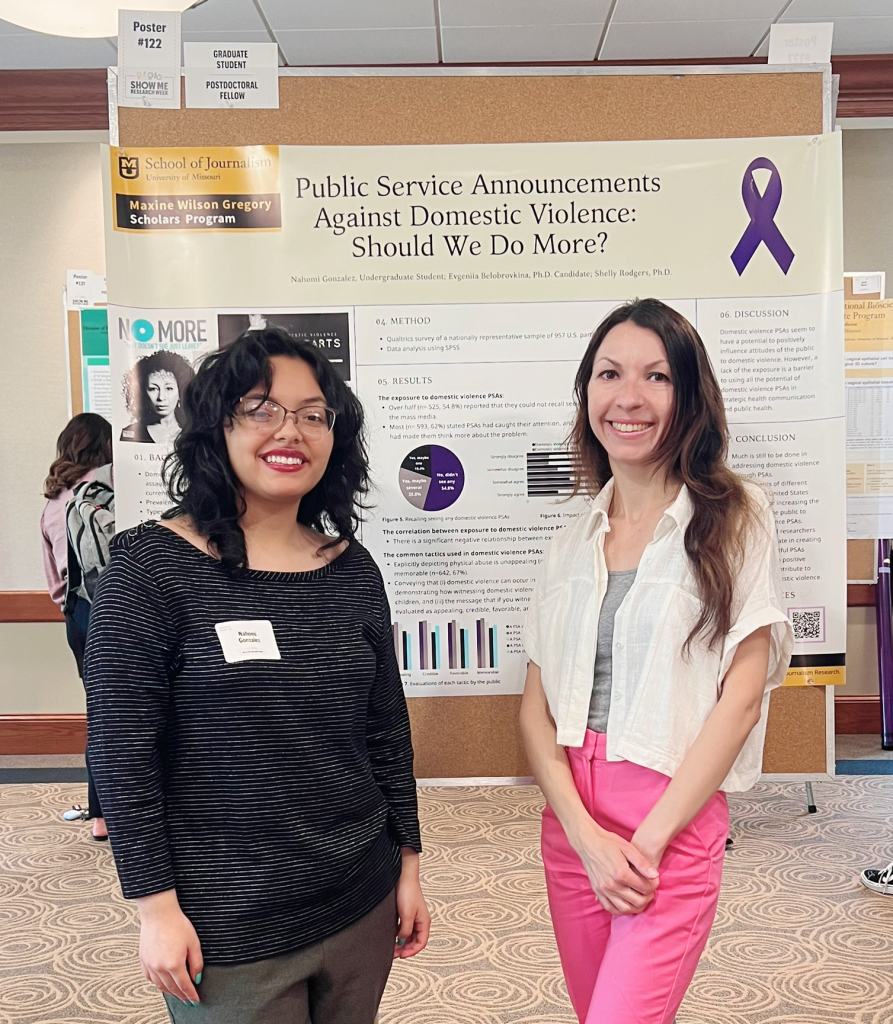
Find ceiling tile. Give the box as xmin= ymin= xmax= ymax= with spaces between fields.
xmin=785 ymin=17 xmax=893 ymax=54
xmin=782 ymin=0 xmax=893 ymax=16
xmin=276 ymin=27 xmax=439 ymax=66
xmin=612 ymin=0 xmax=785 ymax=21
xmin=440 ymin=0 xmax=612 ymax=28
xmin=600 ymin=19 xmax=770 ymax=60
xmin=259 ymin=0 xmax=434 ymax=32
xmin=0 ymin=31 xmax=115 ymax=69
xmin=182 ymin=0 xmax=269 ymax=32
xmin=181 ymin=29 xmax=275 ymax=44
xmin=780 ymin=0 xmax=893 ymax=55
xmin=442 ymin=24 xmax=604 ymax=62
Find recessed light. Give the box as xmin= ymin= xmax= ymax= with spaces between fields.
xmin=0 ymin=1 xmax=201 ymax=39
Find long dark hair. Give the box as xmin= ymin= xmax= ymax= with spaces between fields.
xmin=162 ymin=328 xmax=369 ymax=572
xmin=44 ymin=413 xmax=112 ymax=499
xmin=569 ymin=298 xmax=759 ymax=652
xmin=125 ymin=349 xmax=194 ymax=428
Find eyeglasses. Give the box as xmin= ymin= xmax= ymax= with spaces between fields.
xmin=233 ymin=398 xmax=337 ymax=439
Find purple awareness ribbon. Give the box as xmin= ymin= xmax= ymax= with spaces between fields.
xmin=730 ymin=157 xmax=795 ymax=275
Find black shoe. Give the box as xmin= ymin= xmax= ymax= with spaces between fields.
xmin=860 ymin=861 xmax=893 ymax=895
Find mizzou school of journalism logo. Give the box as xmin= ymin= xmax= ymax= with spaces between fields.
xmin=119 ymin=155 xmax=140 ymax=180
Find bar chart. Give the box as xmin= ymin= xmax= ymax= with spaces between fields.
xmin=392 ymin=617 xmax=499 ymax=671
xmin=526 ymin=445 xmax=576 ymax=497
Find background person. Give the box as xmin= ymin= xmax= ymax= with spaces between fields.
xmin=120 ymin=349 xmax=194 ymax=444
xmin=86 ymin=328 xmax=428 ymax=1023
xmin=520 ymin=299 xmax=793 ymax=1024
xmin=41 ymin=412 xmax=112 ymax=840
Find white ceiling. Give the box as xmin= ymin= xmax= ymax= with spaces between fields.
xmin=0 ymin=0 xmax=891 ymax=69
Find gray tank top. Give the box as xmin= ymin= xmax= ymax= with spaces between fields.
xmin=587 ymin=568 xmax=637 ymax=733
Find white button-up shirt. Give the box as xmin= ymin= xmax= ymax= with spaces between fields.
xmin=523 ymin=479 xmax=794 ymax=792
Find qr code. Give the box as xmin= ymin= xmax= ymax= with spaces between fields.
xmin=790 ymin=607 xmax=824 ymax=642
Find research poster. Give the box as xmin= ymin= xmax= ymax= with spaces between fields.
xmin=844 ymin=296 xmax=893 ymax=540
xmin=64 ymin=274 xmax=111 ymax=420
xmin=102 ymin=135 xmax=845 ymax=694
xmin=70 ymin=308 xmax=112 ymax=420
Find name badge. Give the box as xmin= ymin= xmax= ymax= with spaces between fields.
xmin=214 ymin=620 xmax=282 ymax=663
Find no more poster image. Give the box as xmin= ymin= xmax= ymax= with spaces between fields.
xmin=120 ymin=348 xmax=196 ymax=445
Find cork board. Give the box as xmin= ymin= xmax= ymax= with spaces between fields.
xmin=762 ymin=686 xmax=827 ymax=773
xmin=848 ymin=539 xmax=876 ymax=584
xmin=67 ymin=309 xmax=84 ymax=417
xmin=119 ymin=72 xmax=824 ymax=148
xmin=411 ymin=685 xmax=829 ymax=778
xmin=118 ymin=68 xmax=831 ymax=779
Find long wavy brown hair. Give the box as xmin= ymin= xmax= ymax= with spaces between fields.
xmin=44 ymin=413 xmax=112 ymax=499
xmin=569 ymin=298 xmax=759 ymax=653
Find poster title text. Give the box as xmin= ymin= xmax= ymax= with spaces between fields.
xmin=295 ymin=172 xmax=662 ymax=259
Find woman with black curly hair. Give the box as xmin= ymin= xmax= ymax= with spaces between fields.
xmin=85 ymin=328 xmax=428 ymax=1023
xmin=120 ymin=349 xmax=195 ymax=444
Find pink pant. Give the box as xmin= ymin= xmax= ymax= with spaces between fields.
xmin=541 ymin=731 xmax=728 ymax=1024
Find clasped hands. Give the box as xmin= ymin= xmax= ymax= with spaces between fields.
xmin=572 ymin=819 xmax=665 ymax=916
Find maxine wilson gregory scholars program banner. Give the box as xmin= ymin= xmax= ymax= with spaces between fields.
xmin=102 ymin=133 xmax=844 ymax=696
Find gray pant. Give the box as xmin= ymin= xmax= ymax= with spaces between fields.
xmin=165 ymin=890 xmax=397 ymax=1024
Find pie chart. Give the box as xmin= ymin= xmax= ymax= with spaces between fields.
xmin=399 ymin=445 xmax=465 ymax=511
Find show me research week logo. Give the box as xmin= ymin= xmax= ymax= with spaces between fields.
xmin=111 ymin=146 xmax=281 ymax=232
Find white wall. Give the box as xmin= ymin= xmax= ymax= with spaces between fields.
xmin=0 ymin=623 xmax=84 ymax=712
xmin=0 ymin=141 xmax=106 ymax=592
xmin=0 ymin=140 xmax=105 ymax=714
xmin=842 ymin=128 xmax=893 ymax=275
xmin=0 ymin=130 xmax=888 ymax=712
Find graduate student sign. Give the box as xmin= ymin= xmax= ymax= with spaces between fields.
xmin=103 ymin=134 xmax=845 ymax=696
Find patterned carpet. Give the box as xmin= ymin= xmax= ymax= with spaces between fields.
xmin=1 ymin=778 xmax=892 ymax=1024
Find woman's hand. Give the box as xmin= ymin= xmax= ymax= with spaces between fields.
xmin=394 ymin=848 xmax=430 ymax=958
xmin=135 ymin=890 xmax=204 ymax=1004
xmin=572 ymin=818 xmax=660 ymax=916
xmin=631 ymin=823 xmax=669 ymax=874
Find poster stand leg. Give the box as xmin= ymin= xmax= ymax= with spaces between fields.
xmin=804 ymin=781 xmax=817 ymax=813
xmin=876 ymin=540 xmax=893 ymax=750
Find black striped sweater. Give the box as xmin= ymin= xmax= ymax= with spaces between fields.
xmin=84 ymin=523 xmax=420 ymax=964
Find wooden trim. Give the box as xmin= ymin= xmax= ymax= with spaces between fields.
xmin=0 ymin=69 xmax=108 ymax=132
xmin=832 ymin=54 xmax=893 ymax=119
xmin=848 ymin=583 xmax=876 ymax=607
xmin=0 ymin=702 xmax=880 ymax=753
xmin=0 ymin=714 xmax=86 ymax=754
xmin=835 ymin=695 xmax=881 ymax=735
xmin=1 ymin=56 xmax=893 ymax=133
xmin=0 ymin=581 xmax=875 ymax=622
xmin=0 ymin=703 xmax=880 ymax=753
xmin=0 ymin=592 xmax=64 ymax=623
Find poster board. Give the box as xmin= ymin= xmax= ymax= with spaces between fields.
xmin=116 ymin=66 xmax=836 ymax=780
xmin=66 ymin=308 xmax=111 ymax=420
xmin=844 ymin=272 xmax=893 ymax=549
xmin=64 ymin=271 xmax=110 ymax=421
xmin=844 ymin=268 xmax=880 ymax=580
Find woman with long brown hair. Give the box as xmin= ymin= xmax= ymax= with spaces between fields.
xmin=520 ymin=298 xmax=793 ymax=1024
xmin=42 ymin=412 xmax=113 ymax=840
